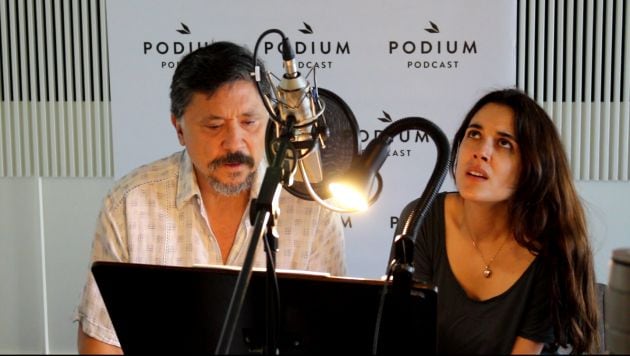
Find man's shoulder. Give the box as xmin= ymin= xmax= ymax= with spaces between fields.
xmin=278 ymin=189 xmax=317 ymax=208
xmin=277 ymin=190 xmax=341 ymax=219
xmin=105 ymin=151 xmax=183 ymax=209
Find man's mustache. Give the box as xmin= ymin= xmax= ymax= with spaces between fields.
xmin=209 ymin=152 xmax=255 ymax=170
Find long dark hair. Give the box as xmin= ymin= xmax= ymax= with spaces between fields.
xmin=451 ymin=88 xmax=599 ymax=353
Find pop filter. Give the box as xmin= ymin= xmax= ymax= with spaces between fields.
xmin=265 ymin=87 xmax=360 ymax=201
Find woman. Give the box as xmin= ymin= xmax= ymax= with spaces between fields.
xmin=410 ymin=88 xmax=599 ymax=354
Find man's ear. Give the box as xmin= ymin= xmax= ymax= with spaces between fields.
xmin=171 ymin=115 xmax=185 ymax=145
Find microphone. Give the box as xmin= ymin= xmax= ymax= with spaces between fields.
xmin=275 ymin=36 xmax=324 ymax=186
xmin=264 ymin=36 xmax=360 ymax=201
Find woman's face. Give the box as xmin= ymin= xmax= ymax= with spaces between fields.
xmin=455 ymin=103 xmax=521 ymax=204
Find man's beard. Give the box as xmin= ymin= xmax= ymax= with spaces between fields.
xmin=207 ymin=152 xmax=256 ymax=196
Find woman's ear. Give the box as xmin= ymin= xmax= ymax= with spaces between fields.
xmin=452 ymin=149 xmax=459 ymax=170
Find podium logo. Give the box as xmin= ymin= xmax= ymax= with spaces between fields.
xmin=425 ymin=21 xmax=440 ymax=34
xmin=359 ymin=111 xmax=432 ymax=159
xmin=299 ymin=22 xmax=314 ymax=34
xmin=176 ymin=23 xmax=191 ymax=35
xmin=142 ymin=22 xmax=213 ymax=69
xmin=262 ymin=22 xmax=351 ymax=71
xmin=388 ymin=21 xmax=479 ymax=70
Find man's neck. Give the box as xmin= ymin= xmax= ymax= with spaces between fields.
xmin=201 ymin=183 xmax=251 ymax=215
xmin=201 ymin=187 xmax=251 ymax=264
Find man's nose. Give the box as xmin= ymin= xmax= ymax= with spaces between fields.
xmin=222 ymin=122 xmax=246 ymax=151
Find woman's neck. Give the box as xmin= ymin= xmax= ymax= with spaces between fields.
xmin=457 ymin=195 xmax=511 ymax=243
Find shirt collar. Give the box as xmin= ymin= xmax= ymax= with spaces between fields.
xmin=176 ymin=150 xmax=198 ymax=209
xmin=249 ymin=159 xmax=267 ymax=198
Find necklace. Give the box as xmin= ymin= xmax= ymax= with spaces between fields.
xmin=470 ymin=235 xmax=509 ymax=278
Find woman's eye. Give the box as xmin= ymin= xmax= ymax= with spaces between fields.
xmin=498 ymin=138 xmax=513 ymax=149
xmin=466 ymin=130 xmax=480 ymax=139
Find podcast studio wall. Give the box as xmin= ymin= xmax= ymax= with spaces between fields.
xmin=107 ymin=0 xmax=516 ymax=279
xmin=0 ymin=0 xmax=628 ymax=353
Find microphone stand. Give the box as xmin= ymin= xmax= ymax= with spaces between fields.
xmin=215 ymin=118 xmax=297 ymax=355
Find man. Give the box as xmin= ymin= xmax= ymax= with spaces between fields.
xmin=75 ymin=41 xmax=346 ymax=354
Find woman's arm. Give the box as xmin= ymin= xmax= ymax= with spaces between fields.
xmin=77 ymin=325 xmax=123 ymax=354
xmin=511 ymin=336 xmax=544 ymax=354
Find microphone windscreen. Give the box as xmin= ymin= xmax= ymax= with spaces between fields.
xmin=265 ymin=87 xmax=360 ymax=200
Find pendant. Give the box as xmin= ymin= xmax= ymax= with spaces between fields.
xmin=483 ymin=266 xmax=492 ymax=278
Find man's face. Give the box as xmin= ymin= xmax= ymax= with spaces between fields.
xmin=172 ymin=80 xmax=269 ymax=195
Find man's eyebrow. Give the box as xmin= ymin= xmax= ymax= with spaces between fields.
xmin=241 ymin=111 xmax=265 ymax=118
xmin=202 ymin=115 xmax=224 ymax=121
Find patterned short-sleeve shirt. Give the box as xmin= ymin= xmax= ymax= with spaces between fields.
xmin=75 ymin=150 xmax=346 ymax=346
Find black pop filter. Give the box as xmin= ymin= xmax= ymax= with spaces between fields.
xmin=265 ymin=87 xmax=360 ymax=201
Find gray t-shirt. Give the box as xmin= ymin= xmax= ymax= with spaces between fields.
xmin=410 ymin=192 xmax=555 ymax=354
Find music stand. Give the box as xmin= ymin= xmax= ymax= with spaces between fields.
xmin=92 ymin=261 xmax=437 ymax=354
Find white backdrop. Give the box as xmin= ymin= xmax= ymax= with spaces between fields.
xmin=106 ymin=0 xmax=516 ymax=278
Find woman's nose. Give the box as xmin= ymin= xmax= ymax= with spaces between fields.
xmin=473 ymin=140 xmax=491 ymax=162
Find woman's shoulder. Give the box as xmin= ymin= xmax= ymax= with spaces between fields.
xmin=410 ymin=191 xmax=453 ymax=221
xmin=427 ymin=191 xmax=456 ymax=211
xmin=440 ymin=191 xmax=459 ymax=202
xmin=442 ymin=191 xmax=460 ymax=222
